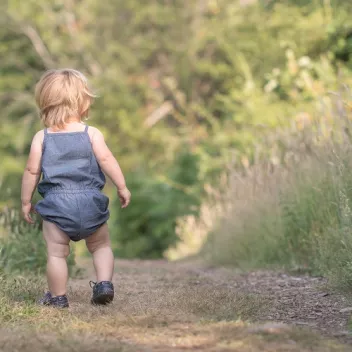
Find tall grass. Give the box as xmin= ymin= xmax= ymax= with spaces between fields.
xmin=0 ymin=209 xmax=77 ymax=275
xmin=198 ymin=88 xmax=352 ymax=289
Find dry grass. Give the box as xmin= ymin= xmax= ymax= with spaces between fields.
xmin=0 ymin=259 xmax=351 ymax=352
xmin=202 ymin=138 xmax=352 ymax=287
xmin=0 ymin=322 xmax=348 ymax=352
xmin=164 ymin=88 xmax=352 ymax=290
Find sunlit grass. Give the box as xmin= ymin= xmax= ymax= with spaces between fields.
xmin=0 ymin=262 xmax=350 ymax=352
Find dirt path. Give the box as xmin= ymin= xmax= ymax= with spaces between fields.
xmin=1 ymin=259 xmax=352 ymax=351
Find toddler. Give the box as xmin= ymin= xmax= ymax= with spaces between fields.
xmin=21 ymin=69 xmax=131 ymax=308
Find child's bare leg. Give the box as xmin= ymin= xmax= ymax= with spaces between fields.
xmin=85 ymin=223 xmax=114 ymax=282
xmin=43 ymin=220 xmax=70 ymax=297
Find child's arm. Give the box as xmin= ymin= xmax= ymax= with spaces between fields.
xmin=21 ymin=131 xmax=43 ymax=223
xmin=91 ymin=128 xmax=131 ymax=208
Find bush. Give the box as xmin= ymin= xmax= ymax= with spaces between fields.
xmin=0 ymin=210 xmax=77 ymax=275
xmin=111 ymin=149 xmax=201 ymax=258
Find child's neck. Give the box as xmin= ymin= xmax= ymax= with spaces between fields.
xmin=66 ymin=117 xmax=83 ymax=124
xmin=50 ymin=120 xmax=85 ymax=132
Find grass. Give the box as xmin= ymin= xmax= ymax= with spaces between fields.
xmin=0 ymin=259 xmax=350 ymax=352
xmin=187 ymin=88 xmax=352 ymax=290
xmin=0 ymin=210 xmax=77 ymax=276
xmin=203 ymin=144 xmax=352 ymax=288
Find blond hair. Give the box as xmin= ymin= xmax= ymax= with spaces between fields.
xmin=35 ymin=69 xmax=96 ymax=128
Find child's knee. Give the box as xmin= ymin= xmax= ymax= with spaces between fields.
xmin=48 ymin=243 xmax=70 ymax=258
xmin=86 ymin=239 xmax=111 ymax=254
xmin=85 ymin=224 xmax=110 ymax=253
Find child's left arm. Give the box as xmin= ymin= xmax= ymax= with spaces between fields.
xmin=21 ymin=131 xmax=43 ymax=224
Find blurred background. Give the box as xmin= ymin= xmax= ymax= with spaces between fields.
xmin=2 ymin=0 xmax=352 ymax=288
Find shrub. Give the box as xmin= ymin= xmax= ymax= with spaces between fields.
xmin=111 ymin=149 xmax=201 ymax=258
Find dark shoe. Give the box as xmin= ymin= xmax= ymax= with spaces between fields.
xmin=50 ymin=295 xmax=69 ymax=308
xmin=38 ymin=291 xmax=52 ymax=306
xmin=38 ymin=291 xmax=69 ymax=308
xmin=90 ymin=281 xmax=114 ymax=305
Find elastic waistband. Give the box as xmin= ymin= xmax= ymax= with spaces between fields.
xmin=45 ymin=188 xmax=100 ymax=195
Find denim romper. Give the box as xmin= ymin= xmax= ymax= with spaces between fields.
xmin=35 ymin=125 xmax=110 ymax=241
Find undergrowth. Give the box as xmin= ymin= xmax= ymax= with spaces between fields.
xmin=202 ymin=90 xmax=352 ymax=290
xmin=0 ymin=210 xmax=77 ymax=275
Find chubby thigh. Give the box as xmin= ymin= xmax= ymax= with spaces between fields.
xmin=43 ymin=220 xmax=70 ymax=258
xmin=85 ymin=223 xmax=111 ymax=253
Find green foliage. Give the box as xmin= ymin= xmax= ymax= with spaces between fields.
xmin=112 ymin=149 xmax=201 ymax=258
xmin=3 ymin=0 xmax=352 ymax=258
xmin=0 ymin=210 xmax=77 ymax=275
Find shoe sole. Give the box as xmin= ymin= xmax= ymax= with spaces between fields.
xmin=40 ymin=302 xmax=69 ymax=308
xmin=52 ymin=304 xmax=69 ymax=308
xmin=91 ymin=292 xmax=114 ymax=305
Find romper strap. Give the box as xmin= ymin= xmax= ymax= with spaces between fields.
xmin=84 ymin=125 xmax=89 ymax=132
xmin=42 ymin=128 xmax=48 ymax=151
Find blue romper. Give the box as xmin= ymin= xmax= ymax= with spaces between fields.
xmin=35 ymin=125 xmax=110 ymax=241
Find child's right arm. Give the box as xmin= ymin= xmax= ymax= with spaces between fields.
xmin=21 ymin=131 xmax=43 ymax=223
xmin=91 ymin=127 xmax=131 ymax=208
